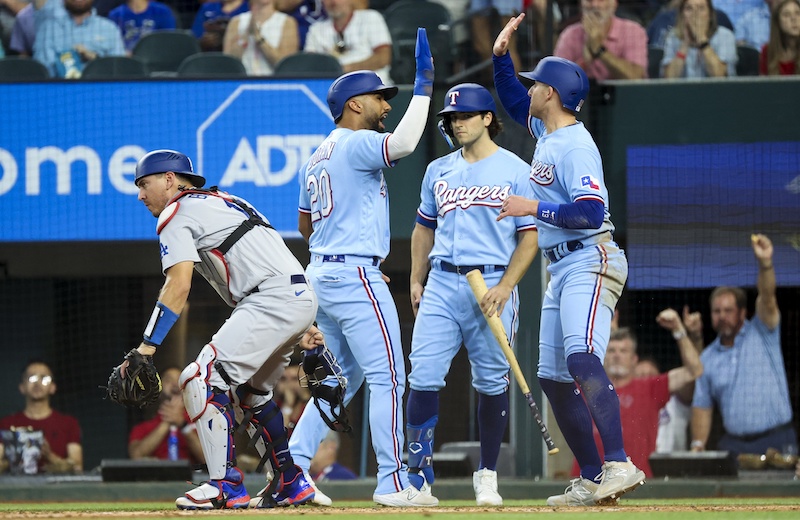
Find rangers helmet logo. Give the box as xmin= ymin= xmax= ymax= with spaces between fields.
xmin=448 ymin=91 xmax=460 ymax=105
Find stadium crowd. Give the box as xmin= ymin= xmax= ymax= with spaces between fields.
xmin=1 ymin=0 xmax=798 ymax=79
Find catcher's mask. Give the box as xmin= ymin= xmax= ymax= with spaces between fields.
xmin=299 ymin=345 xmax=352 ymax=434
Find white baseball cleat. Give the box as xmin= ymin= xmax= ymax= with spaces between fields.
xmin=303 ymin=470 xmax=333 ymax=506
xmin=593 ymin=458 xmax=645 ymax=504
xmin=546 ymin=477 xmax=603 ymax=506
xmin=473 ymin=468 xmax=503 ymax=506
xmin=373 ymin=485 xmax=439 ymax=507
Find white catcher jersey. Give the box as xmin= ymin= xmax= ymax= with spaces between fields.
xmin=157 ymin=189 xmax=306 ymax=307
xmin=298 ymin=128 xmax=394 ymax=258
xmin=527 ymin=119 xmax=615 ymax=250
xmin=417 ymin=147 xmax=537 ymax=266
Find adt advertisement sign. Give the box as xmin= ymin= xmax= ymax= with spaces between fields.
xmin=0 ymin=79 xmax=333 ymax=241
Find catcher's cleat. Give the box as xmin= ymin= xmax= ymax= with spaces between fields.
xmin=251 ymin=467 xmax=315 ymax=508
xmin=175 ymin=468 xmax=250 ymax=510
xmin=473 ymin=468 xmax=503 ymax=506
xmin=593 ymin=458 xmax=645 ymax=504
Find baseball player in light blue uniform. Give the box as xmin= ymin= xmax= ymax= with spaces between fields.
xmin=492 ymin=15 xmax=645 ymax=507
xmin=405 ymin=83 xmax=538 ymax=506
xmin=290 ymin=29 xmax=438 ymax=508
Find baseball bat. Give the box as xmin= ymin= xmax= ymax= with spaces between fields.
xmin=466 ymin=269 xmax=559 ymax=455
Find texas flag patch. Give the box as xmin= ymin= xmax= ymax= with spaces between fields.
xmin=580 ymin=175 xmax=601 ymax=190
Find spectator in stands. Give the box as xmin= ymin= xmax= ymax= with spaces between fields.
xmin=308 ymin=430 xmax=357 ymax=482
xmin=660 ymin=0 xmax=737 ymax=77
xmin=574 ymin=315 xmax=703 ymax=478
xmin=647 ymin=0 xmax=734 ymax=50
xmin=1 ymin=0 xmax=27 ymax=53
xmin=554 ymin=0 xmax=648 ymax=80
xmin=714 ymin=0 xmax=763 ymax=30
xmin=759 ymin=0 xmax=800 ymax=74
xmin=0 ymin=360 xmax=82 ymax=474
xmin=223 ymin=0 xmax=298 ymax=75
xmin=304 ymin=0 xmax=391 ymax=83
xmin=9 ymin=3 xmax=34 ymax=55
xmin=736 ymin=0 xmax=771 ymax=50
xmin=128 ymin=367 xmax=204 ymax=463
xmin=192 ymin=0 xmax=249 ymax=52
xmin=470 ymin=1 xmax=525 ymax=74
xmin=641 ymin=306 xmax=705 ymax=454
xmin=691 ymin=234 xmax=797 ymax=459
xmin=108 ymin=0 xmax=176 ymax=53
xmin=33 ymin=0 xmax=125 ymax=77
xmin=275 ymin=0 xmax=325 ymax=48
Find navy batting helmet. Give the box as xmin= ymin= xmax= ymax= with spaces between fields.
xmin=520 ymin=57 xmax=590 ymax=113
xmin=437 ymin=83 xmax=497 ymax=116
xmin=327 ymin=70 xmax=398 ymax=123
xmin=135 ymin=150 xmax=205 ymax=188
xmin=437 ymin=83 xmax=498 ymax=140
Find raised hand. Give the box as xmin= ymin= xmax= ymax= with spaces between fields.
xmin=751 ymin=233 xmax=773 ymax=264
xmin=414 ymin=27 xmax=434 ymax=96
xmin=493 ymin=13 xmax=525 ymax=57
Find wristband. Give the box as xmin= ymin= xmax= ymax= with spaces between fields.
xmin=672 ymin=329 xmax=687 ymax=341
xmin=143 ymin=301 xmax=179 ymax=346
xmin=675 ymin=51 xmax=687 ymax=60
xmin=696 ymin=41 xmax=709 ymax=50
xmin=690 ymin=440 xmax=705 ymax=449
xmin=537 ymin=200 xmax=559 ymax=225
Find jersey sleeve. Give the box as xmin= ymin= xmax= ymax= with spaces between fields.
xmin=346 ymin=130 xmax=393 ymax=171
xmin=415 ymin=162 xmax=438 ymax=229
xmin=560 ymin=147 xmax=606 ymax=205
xmin=652 ymin=375 xmax=671 ymax=410
xmin=158 ymin=213 xmax=201 ymax=273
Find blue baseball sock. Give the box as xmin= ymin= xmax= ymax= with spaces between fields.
xmin=477 ymin=391 xmax=509 ymax=470
xmin=539 ymin=377 xmax=603 ymax=482
xmin=567 ymin=352 xmax=627 ymax=463
xmin=407 ymin=389 xmax=439 ymax=424
xmin=406 ymin=389 xmax=439 ymax=489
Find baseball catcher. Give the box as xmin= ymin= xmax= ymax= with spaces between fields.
xmin=106 ymin=149 xmax=323 ymax=511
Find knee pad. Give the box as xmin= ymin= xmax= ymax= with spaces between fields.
xmin=407 ymin=415 xmax=437 ymax=487
xmin=181 ymin=345 xmax=236 ymax=480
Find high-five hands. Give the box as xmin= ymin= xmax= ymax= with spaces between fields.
xmin=414 ymin=27 xmax=434 ymax=96
xmin=493 ymin=13 xmax=525 ymax=57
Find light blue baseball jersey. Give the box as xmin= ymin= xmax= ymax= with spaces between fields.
xmin=527 ymin=119 xmax=615 ymax=251
xmin=298 ymin=128 xmax=394 ymax=258
xmin=417 ymin=148 xmax=536 ymax=265
xmin=294 ymin=125 xmax=410 ymax=495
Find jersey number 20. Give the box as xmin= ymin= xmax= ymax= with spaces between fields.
xmin=307 ymin=169 xmax=333 ymax=222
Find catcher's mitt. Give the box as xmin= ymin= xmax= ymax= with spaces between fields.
xmin=105 ymin=349 xmax=162 ymax=408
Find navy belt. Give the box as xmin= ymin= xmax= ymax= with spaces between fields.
xmin=437 ymin=261 xmax=506 ymax=275
xmin=544 ymin=240 xmax=584 ymax=263
xmin=322 ymin=255 xmax=381 ymax=266
xmin=248 ymin=274 xmax=306 ymax=294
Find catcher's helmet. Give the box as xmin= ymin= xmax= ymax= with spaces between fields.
xmin=520 ymin=57 xmax=590 ymax=113
xmin=437 ymin=83 xmax=497 ymax=139
xmin=135 ymin=149 xmax=205 ymax=187
xmin=327 ymin=70 xmax=398 ymax=123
